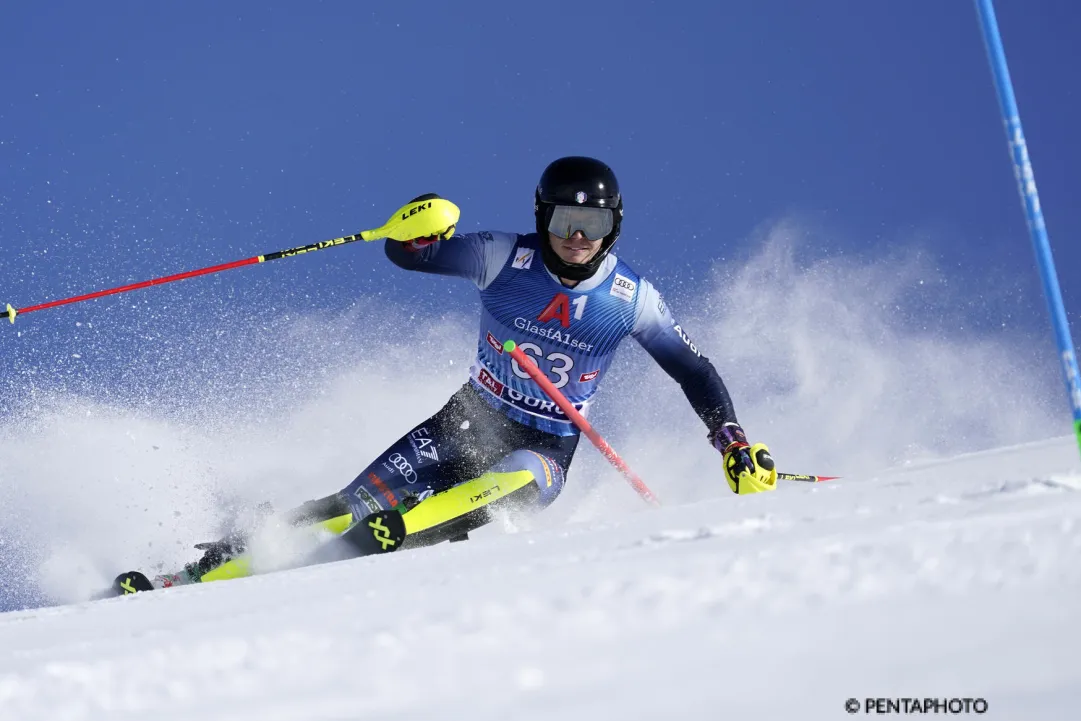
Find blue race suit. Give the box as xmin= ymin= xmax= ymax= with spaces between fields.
xmin=338 ymin=230 xmax=737 ymax=517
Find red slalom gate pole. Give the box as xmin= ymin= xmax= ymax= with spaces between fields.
xmin=502 ymin=339 xmax=661 ymax=507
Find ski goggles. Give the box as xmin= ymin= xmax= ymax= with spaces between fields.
xmin=547 ymin=205 xmax=614 ymax=241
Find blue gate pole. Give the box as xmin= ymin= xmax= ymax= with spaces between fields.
xmin=974 ymin=0 xmax=1081 ymax=457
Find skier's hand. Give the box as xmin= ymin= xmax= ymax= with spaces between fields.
xmin=402 ymin=234 xmax=443 ymax=251
xmin=399 ymin=193 xmax=457 ymax=250
xmin=400 ymin=227 xmax=455 ymax=251
xmin=711 ymin=422 xmax=777 ymax=495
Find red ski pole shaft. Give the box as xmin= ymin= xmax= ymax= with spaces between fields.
xmin=502 ymin=339 xmax=661 ymax=506
xmin=14 ymin=256 xmax=260 ymax=318
xmin=3 ymin=232 xmax=369 ymax=324
xmin=3 ymin=195 xmax=463 ymax=324
xmin=777 ymin=472 xmax=839 ymax=483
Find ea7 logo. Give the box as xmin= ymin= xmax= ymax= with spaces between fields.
xmin=408 ymin=427 xmax=439 ymax=463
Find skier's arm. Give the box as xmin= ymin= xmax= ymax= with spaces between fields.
xmin=631 ymin=281 xmax=777 ymax=495
xmin=630 ymin=281 xmax=737 ymax=433
xmin=385 ymin=231 xmax=515 ymax=290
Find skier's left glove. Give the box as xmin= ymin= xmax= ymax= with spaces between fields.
xmin=402 ymin=234 xmax=443 ymax=251
xmin=400 ymin=193 xmax=457 ymax=251
xmin=711 ymin=422 xmax=777 ymax=495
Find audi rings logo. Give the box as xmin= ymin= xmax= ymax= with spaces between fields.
xmin=388 ymin=453 xmax=418 ymax=484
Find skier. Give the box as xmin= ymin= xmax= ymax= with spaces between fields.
xmin=346 ymin=153 xmax=775 ymax=506
xmin=114 ymin=156 xmax=777 ymax=594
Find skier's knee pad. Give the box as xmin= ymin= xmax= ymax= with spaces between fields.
xmin=488 ymin=449 xmax=566 ymax=509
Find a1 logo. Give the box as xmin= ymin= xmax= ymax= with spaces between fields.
xmin=537 ymin=293 xmax=587 ymax=328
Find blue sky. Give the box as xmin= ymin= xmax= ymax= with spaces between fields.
xmin=1 ymin=0 xmax=1079 ymax=396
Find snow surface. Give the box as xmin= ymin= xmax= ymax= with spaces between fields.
xmin=1 ymin=434 xmax=1079 ymax=720
xmin=2 ymin=233 xmax=1080 ymax=719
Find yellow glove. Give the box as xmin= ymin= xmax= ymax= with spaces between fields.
xmin=712 ymin=423 xmax=777 ymax=495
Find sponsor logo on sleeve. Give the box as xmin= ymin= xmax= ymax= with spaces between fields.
xmin=486 ymin=331 xmax=504 ymax=354
xmin=579 ymin=369 xmax=600 ymax=383
xmin=610 ymin=273 xmax=636 ymax=302
xmin=673 ymin=324 xmax=701 ymax=356
xmin=512 ymin=247 xmax=535 ymax=270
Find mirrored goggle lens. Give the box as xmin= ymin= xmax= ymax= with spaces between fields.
xmin=547 ymin=205 xmax=614 ymax=241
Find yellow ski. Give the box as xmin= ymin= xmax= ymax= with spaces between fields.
xmin=199 ymin=469 xmax=537 ymax=584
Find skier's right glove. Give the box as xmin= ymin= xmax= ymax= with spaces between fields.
xmin=711 ymin=422 xmax=777 ymax=495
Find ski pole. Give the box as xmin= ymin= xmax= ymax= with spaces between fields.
xmin=2 ymin=195 xmax=460 ymax=324
xmin=502 ymin=340 xmax=661 ymax=506
xmin=776 ymin=472 xmax=838 ymax=483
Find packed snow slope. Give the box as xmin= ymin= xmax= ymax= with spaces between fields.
xmin=2 ymin=229 xmax=1079 ymax=718
xmin=1 ymin=434 xmax=1080 ymax=720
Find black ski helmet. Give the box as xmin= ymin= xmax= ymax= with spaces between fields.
xmin=534 ymin=156 xmax=623 ymax=281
